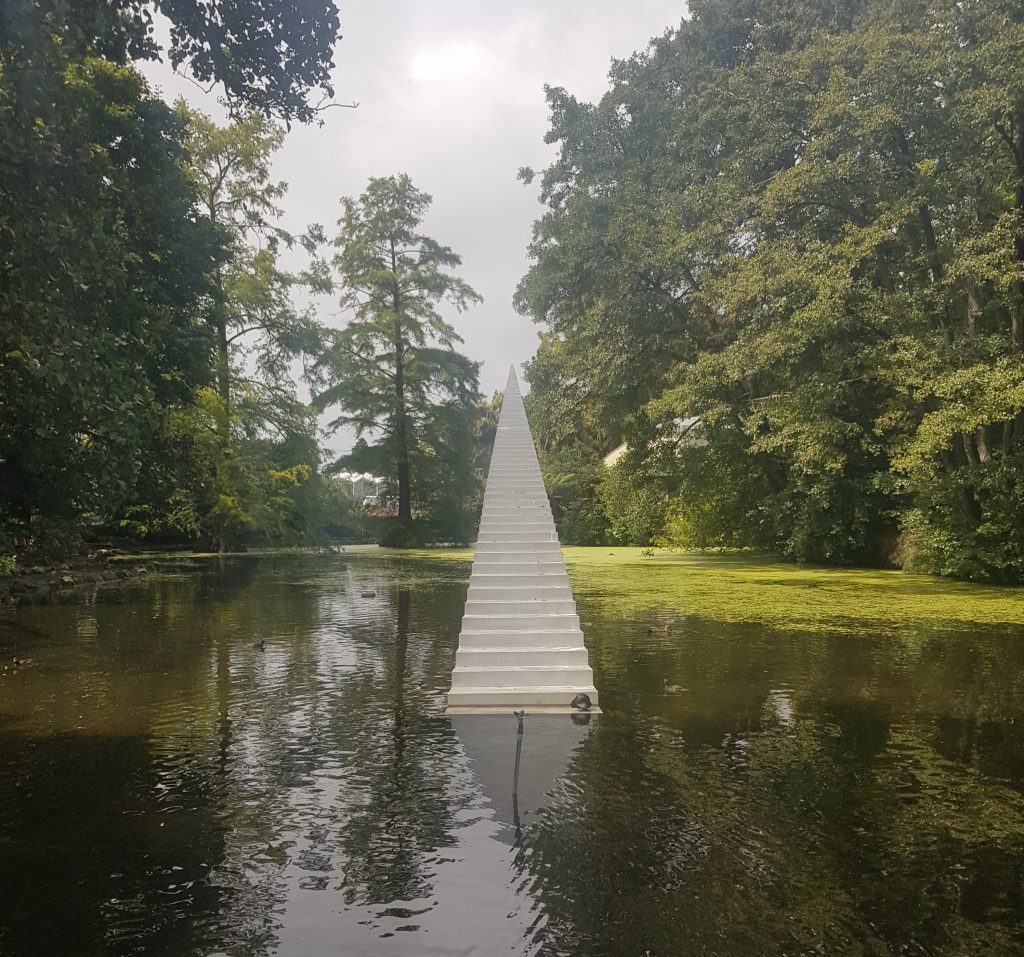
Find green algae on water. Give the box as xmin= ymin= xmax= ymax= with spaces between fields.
xmin=560 ymin=548 xmax=1024 ymax=636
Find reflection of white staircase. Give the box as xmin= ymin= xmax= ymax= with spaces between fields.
xmin=446 ymin=367 xmax=599 ymax=713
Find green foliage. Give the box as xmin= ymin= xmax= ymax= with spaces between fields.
xmin=114 ymin=385 xmax=324 ymax=548
xmin=173 ymin=106 xmax=325 ymax=550
xmin=519 ymin=0 xmax=1024 ymax=581
xmin=316 ymin=174 xmax=483 ymax=544
xmin=538 ymin=445 xmax=608 ymax=545
xmin=473 ymin=391 xmax=503 ymax=482
xmin=0 ymin=0 xmax=342 ymax=122
xmin=598 ymin=464 xmax=670 ymax=547
xmin=317 ymin=476 xmax=366 ymax=542
xmin=0 ymin=13 xmax=336 ymax=559
xmin=0 ymin=30 xmax=218 ymax=554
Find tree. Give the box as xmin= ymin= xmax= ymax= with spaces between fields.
xmin=182 ymin=106 xmax=322 ymax=446
xmin=316 ymin=175 xmax=482 ymax=542
xmin=0 ymin=0 xmax=342 ymax=122
xmin=0 ymin=30 xmax=218 ymax=557
xmin=0 ymin=5 xmax=336 ymax=561
xmin=179 ymin=105 xmax=325 ymax=549
xmin=518 ymin=0 xmax=1024 ymax=581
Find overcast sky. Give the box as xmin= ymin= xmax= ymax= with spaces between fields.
xmin=141 ymin=1 xmax=687 ymax=444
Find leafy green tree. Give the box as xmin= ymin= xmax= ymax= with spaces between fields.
xmin=179 ymin=106 xmax=324 ymax=549
xmin=0 ymin=32 xmax=217 ymax=557
xmin=0 ymin=3 xmax=338 ymax=561
xmin=316 ymin=175 xmax=482 ymax=543
xmin=524 ymin=333 xmax=613 ymax=454
xmin=598 ymin=464 xmax=670 ymax=548
xmin=473 ymin=391 xmax=503 ymax=482
xmin=0 ymin=0 xmax=342 ymax=122
xmin=519 ymin=0 xmax=1024 ymax=580
xmin=523 ymin=335 xmax=613 ymax=545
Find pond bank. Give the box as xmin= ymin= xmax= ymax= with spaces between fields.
xmin=0 ymin=555 xmax=154 ymax=605
xmin=561 ymin=547 xmax=1024 ymax=634
xmin=0 ymin=544 xmax=365 ymax=606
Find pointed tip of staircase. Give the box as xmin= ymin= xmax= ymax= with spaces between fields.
xmin=505 ymin=364 xmax=520 ymax=394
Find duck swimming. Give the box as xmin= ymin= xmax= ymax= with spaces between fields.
xmin=11 ymin=657 xmax=33 ymax=668
xmin=663 ymin=678 xmax=685 ymax=694
xmin=247 ymin=639 xmax=266 ymax=651
xmin=570 ymin=693 xmax=592 ymax=711
xmin=361 ymin=590 xmax=376 ymax=598
xmin=647 ymin=623 xmax=673 ymax=637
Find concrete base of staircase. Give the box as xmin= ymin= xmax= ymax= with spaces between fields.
xmin=446 ymin=705 xmax=602 ymax=715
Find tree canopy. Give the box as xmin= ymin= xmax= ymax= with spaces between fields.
xmin=0 ymin=15 xmax=337 ymax=558
xmin=0 ymin=0 xmax=342 ymax=122
xmin=0 ymin=31 xmax=218 ymax=551
xmin=518 ymin=0 xmax=1024 ymax=581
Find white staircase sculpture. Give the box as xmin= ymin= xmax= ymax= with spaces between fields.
xmin=446 ymin=366 xmax=599 ymax=712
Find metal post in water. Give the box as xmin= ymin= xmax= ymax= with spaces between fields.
xmin=512 ymin=710 xmax=525 ymax=830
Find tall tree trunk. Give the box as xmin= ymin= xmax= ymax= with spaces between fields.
xmin=976 ymin=426 xmax=990 ymax=462
xmin=208 ymin=187 xmax=233 ymax=551
xmin=390 ymin=239 xmax=412 ymax=524
xmin=896 ymin=128 xmax=951 ymax=339
xmin=208 ymin=199 xmax=232 ymax=451
xmin=394 ymin=317 xmax=411 ymax=523
xmin=209 ymin=264 xmax=237 ymax=552
xmin=997 ymin=107 xmax=1024 ymax=349
xmin=213 ymin=268 xmax=233 ymax=552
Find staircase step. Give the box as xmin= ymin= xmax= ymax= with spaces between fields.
xmin=461 ymin=612 xmax=580 ymax=631
xmin=466 ymin=586 xmax=573 ymax=603
xmin=451 ymin=665 xmax=595 ymax=689
xmin=464 ymin=598 xmax=577 ymax=616
xmin=482 ymin=500 xmax=550 ymax=507
xmin=477 ymin=522 xmax=555 ymax=533
xmin=474 ymin=542 xmax=563 ymax=556
xmin=471 ymin=559 xmax=565 ymax=570
xmin=458 ymin=627 xmax=585 ymax=645
xmin=455 ymin=647 xmax=591 ymax=668
xmin=469 ymin=573 xmax=570 ymax=587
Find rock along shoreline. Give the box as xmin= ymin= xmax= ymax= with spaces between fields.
xmin=0 ymin=553 xmax=153 ymax=605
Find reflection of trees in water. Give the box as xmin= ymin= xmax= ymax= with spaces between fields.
xmin=511 ymin=613 xmax=1024 ymax=957
xmin=0 ymin=564 xmax=321 ymax=957
xmin=0 ymin=555 xmax=363 ymax=956
xmin=329 ymin=586 xmax=470 ymax=909
xmin=144 ymin=558 xmax=327 ymax=956
xmin=80 ymin=556 xmax=469 ymax=952
xmin=189 ymin=564 xmax=462 ymax=948
xmin=192 ymin=560 xmax=473 ymax=943
xmin=502 ymin=717 xmax=708 ymax=956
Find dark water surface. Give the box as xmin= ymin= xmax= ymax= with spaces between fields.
xmin=1 ymin=551 xmax=1022 ymax=956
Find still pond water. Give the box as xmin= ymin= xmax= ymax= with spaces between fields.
xmin=1 ymin=548 xmax=1023 ymax=956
